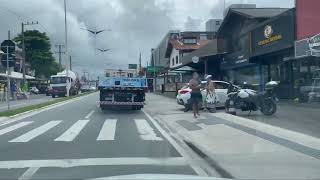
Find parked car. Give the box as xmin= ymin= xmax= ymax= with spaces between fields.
xmin=89 ymin=86 xmax=97 ymax=91
xmin=29 ymin=87 xmax=39 ymax=94
xmin=176 ymin=81 xmax=230 ymax=110
xmin=81 ymin=84 xmax=91 ymax=92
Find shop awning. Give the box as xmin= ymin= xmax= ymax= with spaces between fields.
xmin=0 ymin=71 xmax=35 ymax=80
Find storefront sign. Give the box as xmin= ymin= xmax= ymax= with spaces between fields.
xmin=235 ymin=55 xmax=248 ymax=64
xmin=221 ymin=51 xmax=252 ymax=70
xmin=309 ymin=33 xmax=320 ymax=51
xmin=251 ymin=9 xmax=294 ymax=57
xmin=192 ymin=56 xmax=199 ymax=63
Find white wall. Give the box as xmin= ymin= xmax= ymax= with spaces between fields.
xmin=169 ymin=48 xmax=181 ymax=68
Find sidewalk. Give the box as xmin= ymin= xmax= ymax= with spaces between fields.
xmin=144 ymin=93 xmax=320 ymax=179
xmin=0 ymin=94 xmax=55 ymax=112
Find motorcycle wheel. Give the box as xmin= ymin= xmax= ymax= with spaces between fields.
xmin=261 ymin=98 xmax=277 ymax=116
xmin=225 ymin=99 xmax=236 ymax=115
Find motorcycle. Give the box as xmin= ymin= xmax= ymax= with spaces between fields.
xmin=225 ymin=81 xmax=278 ymax=116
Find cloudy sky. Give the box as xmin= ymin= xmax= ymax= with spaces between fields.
xmin=0 ymin=0 xmax=294 ymax=78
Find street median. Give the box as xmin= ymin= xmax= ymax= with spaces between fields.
xmin=0 ymin=92 xmax=95 ymax=117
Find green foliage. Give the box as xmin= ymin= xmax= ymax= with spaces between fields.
xmin=13 ymin=30 xmax=60 ymax=78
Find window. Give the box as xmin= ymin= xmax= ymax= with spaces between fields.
xmin=172 ymin=58 xmax=174 ymax=66
xmin=183 ymin=38 xmax=197 ymax=44
xmin=216 ymin=21 xmax=220 ymax=25
xmin=215 ymin=82 xmax=229 ymax=89
xmin=176 ymin=56 xmax=178 ymax=64
xmin=105 ymin=73 xmax=110 ymax=77
xmin=200 ymin=34 xmax=207 ymax=40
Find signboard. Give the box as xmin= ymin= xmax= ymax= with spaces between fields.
xmin=295 ymin=33 xmax=320 ymax=58
xmin=221 ymin=51 xmax=252 ymax=70
xmin=128 ymin=64 xmax=138 ymax=69
xmin=1 ymin=40 xmax=16 ymax=67
xmin=251 ymin=9 xmax=294 ymax=57
xmin=309 ymin=33 xmax=320 ymax=52
xmin=147 ymin=66 xmax=162 ymax=73
xmin=192 ymin=56 xmax=199 ymax=63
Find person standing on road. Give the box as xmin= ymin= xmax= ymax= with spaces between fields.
xmin=189 ymin=72 xmax=201 ymax=118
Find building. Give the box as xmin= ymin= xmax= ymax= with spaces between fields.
xmin=205 ymin=19 xmax=222 ymax=32
xmin=105 ymin=69 xmax=138 ymax=78
xmin=249 ymin=9 xmax=295 ymax=98
xmin=217 ymin=7 xmax=289 ymax=91
xmin=150 ymin=30 xmax=180 ymax=68
xmin=223 ymin=4 xmax=256 ymax=17
xmin=150 ymin=31 xmax=216 ymax=92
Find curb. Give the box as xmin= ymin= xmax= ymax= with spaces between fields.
xmin=184 ymin=140 xmax=234 ymax=179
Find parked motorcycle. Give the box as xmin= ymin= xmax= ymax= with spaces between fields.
xmin=225 ymin=81 xmax=278 ymax=116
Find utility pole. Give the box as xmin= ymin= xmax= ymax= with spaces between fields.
xmin=139 ymin=52 xmax=142 ymax=76
xmin=22 ymin=21 xmax=38 ymax=85
xmin=55 ymin=44 xmax=65 ymax=71
xmin=69 ymin=55 xmax=72 ymax=71
xmin=64 ymin=0 xmax=70 ymax=97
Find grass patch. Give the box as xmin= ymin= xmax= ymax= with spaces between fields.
xmin=0 ymin=92 xmax=94 ymax=117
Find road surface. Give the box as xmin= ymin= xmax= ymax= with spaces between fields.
xmin=0 ymin=92 xmax=203 ymax=179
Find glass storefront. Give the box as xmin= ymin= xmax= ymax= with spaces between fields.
xmin=225 ymin=65 xmax=260 ymax=89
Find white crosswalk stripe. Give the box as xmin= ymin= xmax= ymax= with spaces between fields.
xmin=5 ymin=118 xmax=163 ymax=143
xmin=9 ymin=121 xmax=62 ymax=142
xmin=134 ymin=119 xmax=163 ymax=141
xmin=55 ymin=120 xmax=89 ymax=142
xmin=97 ymin=119 xmax=117 ymax=141
xmin=0 ymin=121 xmax=33 ymax=136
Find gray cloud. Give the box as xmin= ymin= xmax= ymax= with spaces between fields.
xmin=0 ymin=0 xmax=294 ymax=78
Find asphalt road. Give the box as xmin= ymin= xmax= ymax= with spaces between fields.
xmin=0 ymin=93 xmax=198 ymax=180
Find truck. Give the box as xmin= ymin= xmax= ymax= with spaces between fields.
xmin=50 ymin=70 xmax=80 ymax=98
xmin=98 ymin=77 xmax=147 ymax=110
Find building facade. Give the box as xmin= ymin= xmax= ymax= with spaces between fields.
xmin=205 ymin=19 xmax=222 ymax=32
xmin=105 ymin=69 xmax=138 ymax=78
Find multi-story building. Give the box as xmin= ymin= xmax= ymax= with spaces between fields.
xmin=205 ymin=19 xmax=222 ymax=32
xmin=105 ymin=69 xmax=138 ymax=78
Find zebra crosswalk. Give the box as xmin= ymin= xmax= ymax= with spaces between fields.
xmin=0 ymin=119 xmax=163 ymax=143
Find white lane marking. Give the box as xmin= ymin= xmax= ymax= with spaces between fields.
xmin=18 ymin=167 xmax=39 ymax=180
xmin=0 ymin=157 xmax=186 ymax=169
xmin=55 ymin=120 xmax=89 ymax=142
xmin=0 ymin=121 xmax=33 ymax=136
xmin=97 ymin=119 xmax=117 ymax=140
xmin=9 ymin=121 xmax=62 ymax=142
xmin=134 ymin=119 xmax=163 ymax=141
xmin=142 ymin=109 xmax=208 ymax=176
xmin=84 ymin=110 xmax=95 ymax=119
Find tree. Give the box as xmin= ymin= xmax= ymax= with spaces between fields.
xmin=14 ymin=30 xmax=60 ymax=78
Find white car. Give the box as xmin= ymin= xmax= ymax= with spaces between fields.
xmin=176 ymin=81 xmax=230 ymax=110
xmin=29 ymin=87 xmax=39 ymax=94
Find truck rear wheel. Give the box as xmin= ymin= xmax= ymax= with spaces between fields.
xmin=100 ymin=105 xmax=107 ymax=110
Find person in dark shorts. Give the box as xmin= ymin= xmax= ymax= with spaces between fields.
xmin=189 ymin=72 xmax=202 ymax=118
